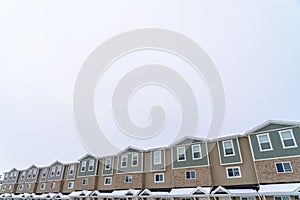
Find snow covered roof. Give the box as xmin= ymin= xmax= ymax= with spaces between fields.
xmin=54 ymin=193 xmax=70 ymax=200
xmin=259 ymin=183 xmax=300 ymax=195
xmin=89 ymin=191 xmax=101 ymax=197
xmin=69 ymin=191 xmax=92 ymax=198
xmin=139 ymin=189 xmax=170 ymax=197
xmin=170 ymin=187 xmax=211 ymax=197
xmin=212 ymin=186 xmax=258 ymax=196
xmin=111 ymin=189 xmax=141 ymax=197
xmin=44 ymin=193 xmax=57 ymax=199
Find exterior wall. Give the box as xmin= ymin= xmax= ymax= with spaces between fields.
xmin=45 ymin=180 xmax=64 ymax=193
xmin=172 ymin=166 xmax=212 ymax=187
xmin=217 ymin=138 xmax=242 ymax=165
xmin=74 ymin=176 xmax=98 ymax=191
xmin=117 ymin=149 xmax=143 ymax=173
xmin=62 ymin=180 xmax=76 ymax=194
xmin=61 ymin=163 xmax=78 ymax=193
xmin=209 ymin=137 xmax=258 ymax=186
xmin=115 ymin=173 xmax=144 ymax=189
xmin=1 ymin=184 xmax=17 ymax=194
xmin=47 ymin=162 xmax=65 ymax=181
xmin=255 ymin=156 xmax=300 ymax=183
xmin=144 ymin=149 xmax=173 ymax=189
xmin=15 ymin=182 xmax=37 ymax=194
xmin=97 ymin=156 xmax=117 ymax=191
xmin=77 ymin=155 xmax=98 ymax=177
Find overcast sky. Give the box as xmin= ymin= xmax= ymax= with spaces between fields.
xmin=0 ymin=0 xmax=300 ymax=176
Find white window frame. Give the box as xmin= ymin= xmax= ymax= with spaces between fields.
xmin=2 ymin=185 xmax=6 ymax=191
xmin=26 ymin=184 xmax=31 ymax=189
xmin=274 ymin=197 xmax=291 ymax=200
xmin=153 ymin=151 xmax=162 ymax=165
xmin=67 ymin=181 xmax=74 ymax=189
xmin=50 ymin=167 xmax=55 ymax=177
xmin=51 ymin=182 xmax=56 ymax=189
xmin=279 ymin=129 xmax=298 ymax=149
xmin=21 ymin=171 xmax=25 ymax=180
xmin=257 ymin=133 xmax=273 ymax=151
xmin=8 ymin=185 xmax=12 ymax=190
xmin=56 ymin=166 xmax=62 ymax=176
xmin=42 ymin=169 xmax=47 ymax=178
xmin=19 ymin=184 xmax=24 ymax=190
xmin=131 ymin=153 xmax=138 ymax=167
xmin=88 ymin=160 xmax=95 ymax=171
xmin=40 ymin=183 xmax=46 ymax=190
xmin=82 ymin=178 xmax=88 ymax=185
xmin=104 ymin=177 xmax=112 ymax=185
xmin=185 ymin=170 xmax=196 ymax=180
xmin=192 ymin=144 xmax=202 ymax=160
xmin=223 ymin=140 xmax=235 ymax=157
xmin=105 ymin=158 xmax=112 ymax=170
xmin=81 ymin=160 xmax=87 ymax=172
xmin=226 ymin=166 xmax=242 ymax=178
xmin=27 ymin=169 xmax=32 ymax=179
xmin=69 ymin=164 xmax=75 ymax=175
xmin=177 ymin=146 xmax=186 ymax=161
xmin=275 ymin=161 xmax=293 ymax=173
xmin=124 ymin=175 xmax=132 ymax=183
xmin=154 ymin=173 xmax=164 ymax=183
xmin=241 ymin=197 xmax=255 ymax=200
xmin=121 ymin=155 xmax=128 ymax=168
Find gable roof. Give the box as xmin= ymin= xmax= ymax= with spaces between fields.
xmin=117 ymin=146 xmax=144 ymax=155
xmin=78 ymin=153 xmax=98 ymax=161
xmin=246 ymin=120 xmax=300 ymax=134
xmin=25 ymin=164 xmax=38 ymax=170
xmin=49 ymin=160 xmax=64 ymax=166
xmin=168 ymin=136 xmax=207 ymax=147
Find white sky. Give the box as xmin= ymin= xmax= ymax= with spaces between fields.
xmin=0 ymin=0 xmax=300 ymax=175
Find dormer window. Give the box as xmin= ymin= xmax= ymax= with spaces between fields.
xmin=88 ymin=160 xmax=95 ymax=171
xmin=257 ymin=133 xmax=273 ymax=151
xmin=154 ymin=151 xmax=162 ymax=165
xmin=279 ymin=130 xmax=297 ymax=148
xmin=177 ymin=146 xmax=186 ymax=161
xmin=27 ymin=170 xmax=32 ymax=179
xmin=105 ymin=158 xmax=112 ymax=170
xmin=131 ymin=154 xmax=138 ymax=167
xmin=56 ymin=166 xmax=62 ymax=176
xmin=69 ymin=164 xmax=75 ymax=175
xmin=32 ymin=169 xmax=37 ymax=178
xmin=42 ymin=169 xmax=47 ymax=178
xmin=121 ymin=155 xmax=127 ymax=168
xmin=192 ymin=144 xmax=202 ymax=159
xmin=81 ymin=160 xmax=87 ymax=172
xmin=21 ymin=171 xmax=25 ymax=180
xmin=50 ymin=167 xmax=55 ymax=176
xmin=223 ymin=140 xmax=235 ymax=156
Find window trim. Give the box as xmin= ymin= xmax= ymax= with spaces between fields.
xmin=26 ymin=184 xmax=31 ymax=189
xmin=69 ymin=164 xmax=75 ymax=176
xmin=67 ymin=181 xmax=74 ymax=189
xmin=275 ymin=161 xmax=293 ymax=173
xmin=131 ymin=153 xmax=139 ymax=167
xmin=278 ymin=129 xmax=298 ymax=149
xmin=222 ymin=140 xmax=235 ymax=157
xmin=257 ymin=133 xmax=273 ymax=151
xmin=56 ymin=166 xmax=62 ymax=176
xmin=104 ymin=177 xmax=112 ymax=185
xmin=88 ymin=160 xmax=95 ymax=171
xmin=177 ymin=146 xmax=186 ymax=162
xmin=154 ymin=173 xmax=165 ymax=183
xmin=192 ymin=144 xmax=202 ymax=160
xmin=81 ymin=160 xmax=87 ymax=172
xmin=185 ymin=170 xmax=196 ymax=180
xmin=105 ymin=158 xmax=112 ymax=170
xmin=82 ymin=178 xmax=88 ymax=186
xmin=124 ymin=175 xmax=132 ymax=183
xmin=226 ymin=166 xmax=242 ymax=178
xmin=50 ymin=182 xmax=56 ymax=189
xmin=40 ymin=183 xmax=46 ymax=190
xmin=153 ymin=151 xmax=162 ymax=165
xmin=274 ymin=196 xmax=291 ymax=200
xmin=121 ymin=155 xmax=128 ymax=168
xmin=50 ymin=167 xmax=56 ymax=177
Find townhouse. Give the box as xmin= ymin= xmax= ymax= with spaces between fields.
xmin=0 ymin=120 xmax=299 ymax=200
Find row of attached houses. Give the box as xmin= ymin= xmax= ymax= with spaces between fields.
xmin=1 ymin=120 xmax=300 ymax=200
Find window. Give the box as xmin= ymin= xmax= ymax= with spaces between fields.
xmin=51 ymin=167 xmax=55 ymax=176
xmin=274 ymin=197 xmax=290 ymax=200
xmin=2 ymin=185 xmax=6 ymax=191
xmin=51 ymin=182 xmax=55 ymax=189
xmin=223 ymin=140 xmax=235 ymax=156
xmin=69 ymin=164 xmax=75 ymax=175
xmin=154 ymin=173 xmax=164 ymax=183
xmin=56 ymin=166 xmax=62 ymax=176
xmin=19 ymin=184 xmax=24 ymax=190
xmin=21 ymin=171 xmax=25 ymax=180
xmin=154 ymin=151 xmax=162 ymax=165
xmin=192 ymin=144 xmax=202 ymax=159
xmin=27 ymin=169 xmax=32 ymax=179
xmin=9 ymin=172 xmax=13 ymax=180
xmin=132 ymin=154 xmax=138 ymax=167
xmin=13 ymin=171 xmax=17 ymax=180
xmin=81 ymin=160 xmax=87 ymax=172
xmin=124 ymin=175 xmax=132 ymax=183
xmin=105 ymin=158 xmax=112 ymax=170
xmin=82 ymin=178 xmax=88 ymax=185
xmin=226 ymin=167 xmax=241 ymax=178
xmin=241 ymin=197 xmax=255 ymax=200
xmin=42 ymin=169 xmax=47 ymax=178
xmin=275 ymin=162 xmax=292 ymax=173
xmin=68 ymin=181 xmax=74 ymax=189
xmin=279 ymin=130 xmax=297 ymax=148
xmin=32 ymin=169 xmax=37 ymax=178
xmin=8 ymin=185 xmax=12 ymax=190
xmin=185 ymin=170 xmax=196 ymax=179
xmin=104 ymin=177 xmax=112 ymax=185
xmin=26 ymin=184 xmax=31 ymax=189
xmin=121 ymin=155 xmax=127 ymax=168
xmin=40 ymin=183 xmax=46 ymax=190
xmin=257 ymin=134 xmax=273 ymax=151
xmin=177 ymin=146 xmax=186 ymax=161
xmin=88 ymin=160 xmax=95 ymax=171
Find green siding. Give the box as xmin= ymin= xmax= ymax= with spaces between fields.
xmin=250 ymin=126 xmax=300 ymax=160
xmin=77 ymin=156 xmax=98 ymax=176
xmin=254 ymin=124 xmax=295 ymax=133
xmin=172 ymin=143 xmax=208 ymax=168
xmin=218 ymin=138 xmax=242 ymax=164
xmin=151 ymin=150 xmax=165 ymax=171
xmin=117 ymin=152 xmax=143 ymax=173
xmin=102 ymin=157 xmax=114 ymax=175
